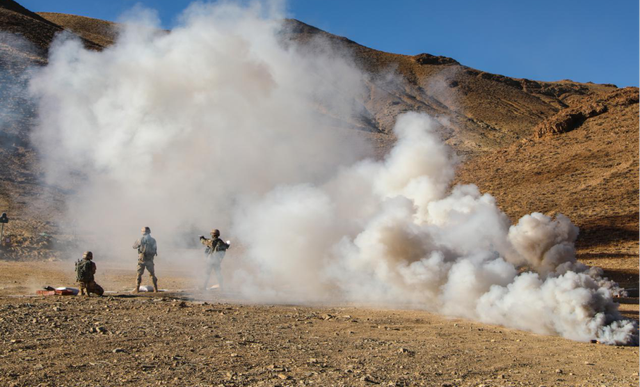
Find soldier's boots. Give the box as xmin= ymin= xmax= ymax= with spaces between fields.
xmin=132 ymin=280 xmax=158 ymax=293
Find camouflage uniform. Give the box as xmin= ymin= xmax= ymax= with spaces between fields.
xmin=77 ymin=256 xmax=104 ymax=296
xmin=200 ymin=235 xmax=230 ymax=290
xmin=133 ymin=231 xmax=158 ymax=292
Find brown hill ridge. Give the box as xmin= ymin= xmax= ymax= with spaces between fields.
xmin=0 ymin=0 xmax=103 ymax=54
xmin=37 ymin=12 xmax=117 ymax=48
xmin=281 ymin=19 xmax=618 ymax=155
xmin=18 ymin=12 xmax=623 ymax=155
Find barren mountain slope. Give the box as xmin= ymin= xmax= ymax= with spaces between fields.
xmin=455 ymin=87 xmax=639 ymax=288
xmin=0 ymin=3 xmax=59 ymax=57
xmin=22 ymin=11 xmax=621 ymax=154
xmin=37 ymin=12 xmax=117 ymax=47
xmin=281 ymin=19 xmax=619 ymax=155
xmin=0 ymin=0 xmax=55 ymax=27
xmin=0 ymin=1 xmax=111 ymax=246
xmin=0 ymin=0 xmax=104 ymax=53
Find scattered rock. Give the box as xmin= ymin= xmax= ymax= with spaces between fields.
xmin=360 ymin=375 xmax=377 ymax=383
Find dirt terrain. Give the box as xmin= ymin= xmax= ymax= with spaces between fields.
xmin=0 ymin=260 xmax=638 ymax=387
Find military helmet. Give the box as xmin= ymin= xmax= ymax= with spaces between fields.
xmin=142 ymin=226 xmax=151 ymax=234
xmin=211 ymin=229 xmax=220 ymax=237
xmin=83 ymin=251 xmax=93 ymax=260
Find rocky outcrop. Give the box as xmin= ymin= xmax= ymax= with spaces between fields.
xmin=412 ymin=53 xmax=459 ymax=66
xmin=535 ymin=103 xmax=607 ymax=137
xmin=535 ymin=87 xmax=638 ymax=137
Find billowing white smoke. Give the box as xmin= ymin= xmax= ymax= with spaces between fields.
xmin=29 ymin=2 xmax=370 ymax=255
xmin=233 ymin=112 xmax=636 ymax=345
xmin=28 ymin=2 xmax=635 ymax=345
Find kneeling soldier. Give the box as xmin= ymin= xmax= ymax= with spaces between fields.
xmin=75 ymin=251 xmax=104 ymax=296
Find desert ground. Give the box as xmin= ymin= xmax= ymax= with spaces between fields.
xmin=0 ymin=260 xmax=638 ymax=387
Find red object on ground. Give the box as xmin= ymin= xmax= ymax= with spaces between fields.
xmin=36 ymin=289 xmax=76 ymax=296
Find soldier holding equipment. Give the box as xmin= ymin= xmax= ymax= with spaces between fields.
xmin=199 ymin=229 xmax=230 ymax=291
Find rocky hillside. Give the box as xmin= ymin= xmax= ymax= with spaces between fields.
xmin=455 ymin=87 xmax=639 ymax=288
xmin=31 ymin=12 xmax=621 ymax=155
xmin=280 ymin=19 xmax=619 ymax=155
xmin=2 ymin=0 xmax=621 ymax=155
xmin=0 ymin=0 xmax=103 ymax=53
xmin=37 ymin=12 xmax=117 ymax=48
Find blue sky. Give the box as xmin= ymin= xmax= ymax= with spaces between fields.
xmin=20 ymin=0 xmax=639 ymax=87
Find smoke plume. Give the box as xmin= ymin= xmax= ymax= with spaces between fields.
xmin=28 ymin=1 xmax=636 ymax=345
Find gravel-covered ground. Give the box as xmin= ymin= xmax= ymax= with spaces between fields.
xmin=0 ymin=288 xmax=638 ymax=387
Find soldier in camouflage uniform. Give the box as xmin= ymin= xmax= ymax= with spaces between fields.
xmin=76 ymin=251 xmax=104 ymax=296
xmin=133 ymin=226 xmax=158 ymax=293
xmin=199 ymin=229 xmax=230 ymax=291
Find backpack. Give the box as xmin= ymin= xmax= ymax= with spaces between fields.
xmin=140 ymin=236 xmax=157 ymax=256
xmin=75 ymin=259 xmax=93 ymax=282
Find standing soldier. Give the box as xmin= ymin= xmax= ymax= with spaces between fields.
xmin=199 ymin=229 xmax=230 ymax=291
xmin=133 ymin=226 xmax=158 ymax=293
xmin=75 ymin=251 xmax=104 ymax=296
